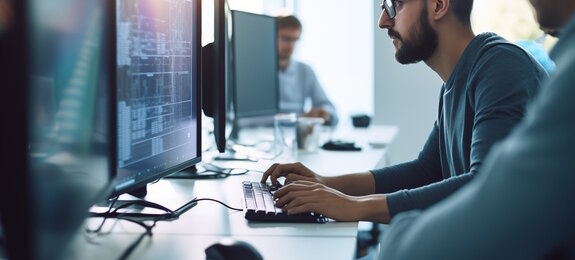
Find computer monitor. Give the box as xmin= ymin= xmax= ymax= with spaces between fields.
xmin=201 ymin=0 xmax=234 ymax=152
xmin=112 ymin=0 xmax=202 ymax=197
xmin=0 ymin=0 xmax=115 ymax=259
xmin=200 ymin=8 xmax=278 ymax=162
xmin=231 ymin=11 xmax=279 ymax=120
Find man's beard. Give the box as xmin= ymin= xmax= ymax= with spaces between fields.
xmin=392 ymin=4 xmax=439 ymax=64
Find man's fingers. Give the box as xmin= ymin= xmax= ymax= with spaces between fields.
xmin=274 ymin=189 xmax=309 ymax=207
xmin=286 ymin=203 xmax=320 ymax=216
xmin=265 ymin=162 xmax=312 ymax=184
xmin=285 ymin=173 xmax=311 ymax=184
xmin=261 ymin=163 xmax=278 ymax=183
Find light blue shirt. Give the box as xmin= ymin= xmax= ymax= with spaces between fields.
xmin=279 ymin=60 xmax=338 ymax=125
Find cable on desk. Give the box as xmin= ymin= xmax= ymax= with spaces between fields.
xmin=116 ymin=217 xmax=157 ymax=260
xmin=84 ymin=197 xmax=178 ymax=246
xmin=193 ymin=198 xmax=243 ymax=211
xmin=85 ymin=204 xmax=172 ymax=259
xmin=85 ymin=196 xmax=120 ymax=241
xmin=112 ymin=198 xmax=244 ymax=258
xmin=84 ymin=197 xmax=242 ymax=258
xmin=89 ymin=199 xmax=179 ymax=220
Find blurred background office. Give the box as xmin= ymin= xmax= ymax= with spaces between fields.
xmin=205 ymin=0 xmax=555 ymax=165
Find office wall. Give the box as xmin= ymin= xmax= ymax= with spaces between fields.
xmin=372 ymin=3 xmax=442 ymax=165
xmin=293 ymin=1 xmax=374 ymax=123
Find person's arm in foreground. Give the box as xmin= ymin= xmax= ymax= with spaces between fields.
xmin=263 ymin=141 xmax=446 ymax=222
xmin=260 ymin=127 xmax=444 ymax=222
xmin=378 ymin=56 xmax=575 ymax=259
xmin=261 ymin=124 xmax=444 ymax=196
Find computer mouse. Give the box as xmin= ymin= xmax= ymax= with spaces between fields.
xmin=205 ymin=238 xmax=263 ymax=260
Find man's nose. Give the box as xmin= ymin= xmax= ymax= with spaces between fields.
xmin=378 ymin=9 xmax=393 ymax=29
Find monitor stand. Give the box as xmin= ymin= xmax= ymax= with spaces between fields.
xmin=90 ymin=182 xmax=197 ymax=218
xmin=212 ymin=149 xmax=255 ymax=162
xmin=164 ymin=165 xmax=231 ymax=179
xmin=127 ymin=185 xmax=148 ymax=198
xmin=210 ymin=119 xmax=256 ymax=162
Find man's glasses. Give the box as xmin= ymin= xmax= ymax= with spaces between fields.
xmin=381 ymin=0 xmax=397 ymax=19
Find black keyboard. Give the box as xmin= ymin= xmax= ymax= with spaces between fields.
xmin=242 ymin=181 xmax=328 ymax=223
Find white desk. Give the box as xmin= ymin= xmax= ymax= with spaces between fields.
xmin=64 ymin=125 xmax=397 ymax=260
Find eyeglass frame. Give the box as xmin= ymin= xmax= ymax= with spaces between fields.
xmin=381 ymin=0 xmax=397 ymax=19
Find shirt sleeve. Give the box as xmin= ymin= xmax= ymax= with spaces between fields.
xmin=378 ymin=49 xmax=575 ymax=259
xmin=371 ymin=124 xmax=444 ymax=194
xmin=384 ymin=43 xmax=545 ymax=217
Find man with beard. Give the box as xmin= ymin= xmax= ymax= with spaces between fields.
xmin=260 ymin=0 xmax=547 ymax=223
xmin=277 ymin=15 xmax=338 ymax=126
xmin=376 ymin=0 xmax=575 ymax=258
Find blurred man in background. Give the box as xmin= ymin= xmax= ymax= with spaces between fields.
xmin=277 ymin=15 xmax=338 ymax=126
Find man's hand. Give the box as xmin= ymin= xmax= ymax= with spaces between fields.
xmin=272 ymin=180 xmax=372 ymax=222
xmin=261 ymin=162 xmax=325 ymax=186
xmin=304 ymin=108 xmax=331 ymax=125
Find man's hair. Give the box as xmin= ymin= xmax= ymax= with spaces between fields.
xmin=450 ymin=0 xmax=474 ymax=26
xmin=277 ymin=15 xmax=302 ymax=31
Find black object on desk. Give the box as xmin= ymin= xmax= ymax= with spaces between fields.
xmin=205 ymin=239 xmax=263 ymax=260
xmin=322 ymin=141 xmax=362 ymax=151
xmin=351 ymin=114 xmax=371 ymax=128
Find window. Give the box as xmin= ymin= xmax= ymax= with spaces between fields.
xmin=472 ymin=0 xmax=557 ymax=50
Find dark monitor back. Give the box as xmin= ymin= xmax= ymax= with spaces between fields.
xmin=231 ymin=11 xmax=278 ymax=118
xmin=201 ymin=0 xmax=232 ymax=152
xmin=0 ymin=0 xmax=115 ymax=259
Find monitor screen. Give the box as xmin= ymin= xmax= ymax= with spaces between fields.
xmin=0 ymin=0 xmax=114 ymax=259
xmin=231 ymin=11 xmax=278 ymax=119
xmin=113 ymin=0 xmax=202 ymax=196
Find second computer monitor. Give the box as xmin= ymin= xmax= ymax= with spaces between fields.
xmin=114 ymin=0 xmax=202 ymax=196
xmin=231 ymin=11 xmax=279 ymax=119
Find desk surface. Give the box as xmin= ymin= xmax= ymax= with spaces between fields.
xmin=64 ymin=125 xmax=397 ymax=260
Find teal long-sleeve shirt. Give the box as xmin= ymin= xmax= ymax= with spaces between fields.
xmin=371 ymin=33 xmax=547 ymax=217
xmin=378 ymin=15 xmax=575 ymax=259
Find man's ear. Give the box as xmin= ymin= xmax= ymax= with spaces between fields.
xmin=431 ymin=0 xmax=449 ymax=21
